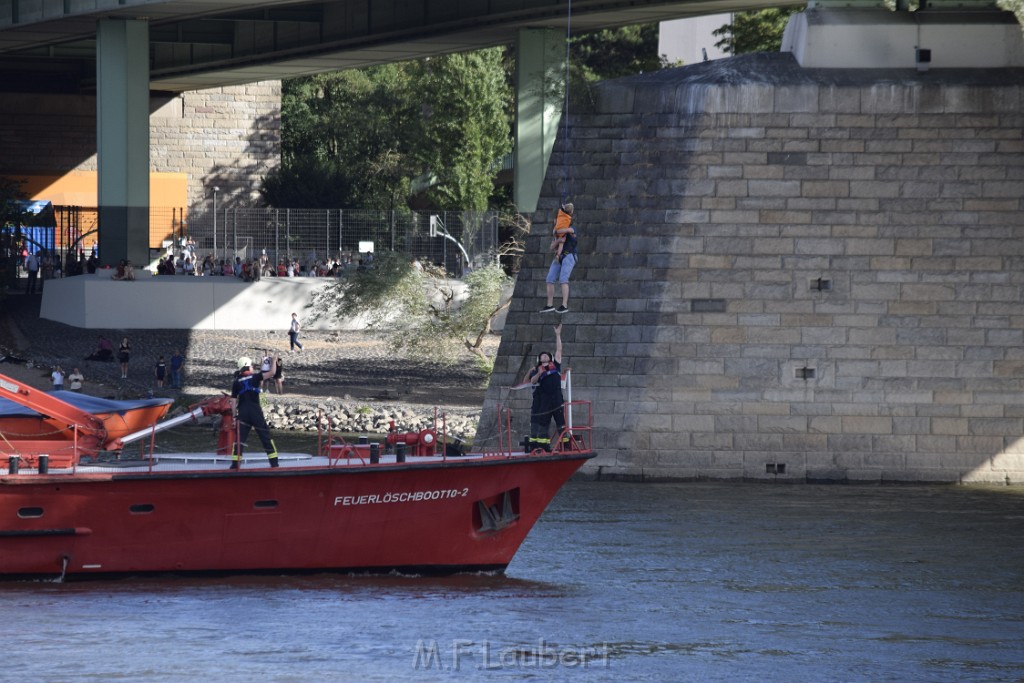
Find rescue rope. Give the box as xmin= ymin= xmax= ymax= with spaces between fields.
xmin=561 ymin=0 xmax=574 ymax=204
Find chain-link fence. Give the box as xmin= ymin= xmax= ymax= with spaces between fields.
xmin=5 ymin=206 xmax=504 ymax=279
xmin=162 ymin=208 xmax=502 ymax=276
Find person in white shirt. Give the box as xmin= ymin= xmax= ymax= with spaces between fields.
xmin=51 ymin=366 xmax=65 ymax=391
xmin=68 ymin=367 xmax=84 ymax=391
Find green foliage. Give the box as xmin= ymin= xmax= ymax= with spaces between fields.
xmin=1001 ymin=0 xmax=1023 ymax=14
xmin=310 ymin=251 xmax=512 ymax=369
xmin=415 ymin=49 xmax=512 ymax=212
xmin=0 ymin=177 xmax=28 ymax=294
xmin=0 ymin=177 xmax=28 ymax=227
xmin=571 ymin=24 xmax=666 ymax=82
xmin=403 ymin=261 xmax=511 ymax=368
xmin=265 ymin=64 xmax=418 ymax=209
xmin=266 ymin=50 xmax=511 ymax=211
xmin=260 ymin=157 xmax=354 ymax=208
xmin=561 ymin=23 xmax=669 ymax=112
xmin=713 ymin=7 xmax=803 ymax=55
xmin=316 ymin=251 xmax=426 ymax=328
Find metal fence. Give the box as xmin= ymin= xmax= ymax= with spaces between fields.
xmin=5 ymin=206 xmax=504 ymax=278
xmin=161 ymin=208 xmax=502 ymax=276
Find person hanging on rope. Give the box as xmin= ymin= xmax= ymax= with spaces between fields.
xmin=551 ymin=202 xmax=575 ymax=262
xmin=540 ymin=203 xmax=577 ymax=314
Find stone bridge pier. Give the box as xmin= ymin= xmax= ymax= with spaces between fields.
xmin=482 ymin=24 xmax=1024 ymax=484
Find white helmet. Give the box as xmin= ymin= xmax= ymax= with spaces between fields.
xmin=236 ymin=356 xmax=252 ymax=370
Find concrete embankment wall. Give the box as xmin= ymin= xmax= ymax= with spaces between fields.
xmin=38 ymin=273 xmax=486 ymax=332
xmin=483 ymin=53 xmax=1024 ymax=484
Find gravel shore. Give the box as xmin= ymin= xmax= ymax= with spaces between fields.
xmin=0 ymin=291 xmax=495 ymax=437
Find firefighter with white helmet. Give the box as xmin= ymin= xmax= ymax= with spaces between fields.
xmin=229 ymin=354 xmax=278 ymax=469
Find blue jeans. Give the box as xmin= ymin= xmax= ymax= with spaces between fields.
xmin=546 ymin=253 xmax=576 ymax=285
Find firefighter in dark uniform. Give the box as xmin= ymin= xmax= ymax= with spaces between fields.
xmin=229 ymin=355 xmax=279 ymax=469
xmin=524 ymin=324 xmax=566 ymax=451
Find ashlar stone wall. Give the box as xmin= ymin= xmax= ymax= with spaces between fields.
xmin=0 ymin=82 xmax=280 ymax=211
xmin=151 ymin=82 xmax=281 ymax=208
xmin=482 ymin=53 xmax=1024 ymax=484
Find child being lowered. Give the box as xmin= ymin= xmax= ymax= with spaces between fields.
xmin=540 ymin=203 xmax=577 ymax=314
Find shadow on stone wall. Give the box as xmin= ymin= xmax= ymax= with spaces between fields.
xmin=482 ymin=53 xmax=1024 ymax=485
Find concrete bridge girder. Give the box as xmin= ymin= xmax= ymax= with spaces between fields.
xmin=96 ymin=19 xmax=151 ymax=269
xmin=4 ymin=0 xmax=1019 ymax=266
xmin=514 ymin=28 xmax=567 ymax=215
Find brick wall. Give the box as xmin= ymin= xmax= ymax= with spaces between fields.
xmin=482 ymin=53 xmax=1024 ymax=484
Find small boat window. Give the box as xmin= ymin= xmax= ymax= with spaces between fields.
xmin=129 ymin=504 xmax=155 ymax=514
xmin=254 ymin=500 xmax=278 ymax=509
xmin=18 ymin=507 xmax=44 ymax=519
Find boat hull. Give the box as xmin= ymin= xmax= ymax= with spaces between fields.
xmin=0 ymin=453 xmax=591 ymax=579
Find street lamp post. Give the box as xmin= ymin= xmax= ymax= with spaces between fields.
xmin=212 ymin=186 xmax=220 ymax=260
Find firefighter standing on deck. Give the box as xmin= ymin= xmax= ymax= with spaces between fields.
xmin=230 ymin=355 xmax=279 ymax=469
xmin=523 ymin=324 xmax=567 ymax=451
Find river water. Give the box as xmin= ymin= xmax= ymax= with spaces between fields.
xmin=1 ymin=482 xmax=1022 ymax=682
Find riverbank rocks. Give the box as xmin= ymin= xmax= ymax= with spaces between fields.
xmin=260 ymin=399 xmax=479 ymax=440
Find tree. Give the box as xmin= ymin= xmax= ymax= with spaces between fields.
xmin=414 ymin=48 xmax=512 ymax=211
xmin=267 ymin=32 xmax=672 ymax=211
xmin=264 ymin=64 xmax=419 ymax=210
xmin=265 ymin=49 xmax=511 ymax=212
xmin=543 ymin=24 xmax=670 ymax=113
xmin=0 ymin=178 xmax=28 ymax=293
xmin=310 ymin=251 xmax=514 ymax=368
xmin=571 ymin=24 xmax=666 ymax=82
xmin=713 ymin=7 xmax=802 ymax=55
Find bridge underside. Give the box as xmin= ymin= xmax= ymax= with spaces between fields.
xmin=1 ymin=0 xmax=1019 ymax=265
xmin=0 ymin=0 xmax=791 ymax=94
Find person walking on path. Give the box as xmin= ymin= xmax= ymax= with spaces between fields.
xmin=170 ymin=349 xmax=185 ymax=389
xmin=118 ymin=337 xmax=131 ymax=379
xmin=288 ymin=312 xmax=303 ymax=352
xmin=25 ymin=251 xmax=39 ymax=294
xmin=68 ymin=367 xmax=84 ymax=392
xmin=230 ymin=355 xmax=280 ymax=469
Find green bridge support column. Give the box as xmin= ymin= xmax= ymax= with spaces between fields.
xmin=96 ymin=18 xmax=150 ymax=269
xmin=514 ymin=28 xmax=566 ymax=214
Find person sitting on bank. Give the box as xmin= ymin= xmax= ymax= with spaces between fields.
xmin=85 ymin=335 xmax=114 ymax=361
xmin=112 ymin=259 xmax=128 ymax=280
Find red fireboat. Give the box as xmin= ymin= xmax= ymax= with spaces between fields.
xmin=0 ymin=372 xmax=594 ymax=580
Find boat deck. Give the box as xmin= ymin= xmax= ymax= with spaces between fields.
xmin=1 ymin=450 xmax=546 ymax=476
